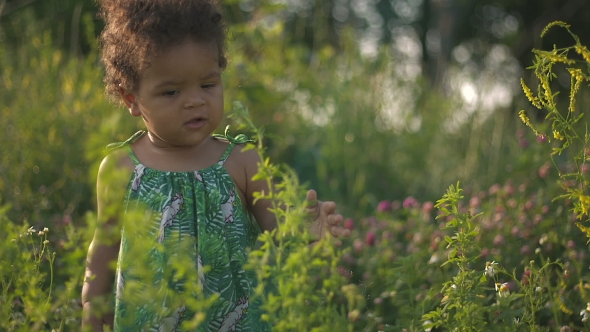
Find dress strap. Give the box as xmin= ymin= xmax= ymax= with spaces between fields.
xmin=105 ymin=131 xmax=146 ymax=165
xmin=213 ymin=126 xmax=255 ymax=166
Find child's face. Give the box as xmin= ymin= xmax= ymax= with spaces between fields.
xmin=121 ymin=39 xmax=224 ymax=148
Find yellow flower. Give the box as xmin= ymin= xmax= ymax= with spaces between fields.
xmin=553 ymin=130 xmax=564 ymax=141
xmin=575 ymin=45 xmax=590 ymax=64
xmin=541 ymin=21 xmax=570 ymax=38
xmin=520 ymin=79 xmax=541 ymax=109
xmin=567 ymin=68 xmax=584 ymax=113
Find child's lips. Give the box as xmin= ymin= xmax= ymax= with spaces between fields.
xmin=184 ymin=117 xmax=207 ymax=129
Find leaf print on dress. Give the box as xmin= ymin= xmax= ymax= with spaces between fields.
xmin=157 ymin=304 xmax=185 ymax=332
xmin=131 ymin=164 xmax=147 ymax=192
xmin=218 ymin=297 xmax=249 ymax=332
xmin=116 ymin=269 xmax=125 ymax=300
xmin=158 ymin=193 xmax=184 ymax=243
xmin=198 ymin=254 xmax=206 ymax=291
xmin=194 ymin=170 xmax=205 ymax=185
xmin=221 ymin=188 xmax=236 ymax=224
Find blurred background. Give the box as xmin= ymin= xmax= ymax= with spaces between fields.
xmin=1 ymin=0 xmax=589 ymax=224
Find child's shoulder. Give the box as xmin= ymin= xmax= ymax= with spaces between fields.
xmin=98 ymin=147 xmax=135 ymax=180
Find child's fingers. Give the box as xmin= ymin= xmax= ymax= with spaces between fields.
xmin=306 ymin=189 xmax=318 ymax=208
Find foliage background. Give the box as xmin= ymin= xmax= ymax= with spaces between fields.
xmin=2 ymin=0 xmax=590 ymax=330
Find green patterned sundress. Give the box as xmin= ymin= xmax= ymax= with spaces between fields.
xmin=109 ymin=131 xmax=269 ymax=332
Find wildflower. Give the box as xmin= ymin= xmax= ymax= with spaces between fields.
xmin=377 ymin=200 xmax=392 ymax=212
xmin=535 ymin=287 xmax=542 ymax=293
xmin=423 ymin=320 xmax=433 ymax=332
xmin=27 ymin=226 xmax=36 ymax=234
xmin=484 ymin=261 xmax=498 ymax=277
xmin=536 ymin=134 xmax=547 ymax=144
xmin=43 ymin=227 xmax=49 ymax=233
xmin=540 ymin=21 xmax=570 ymax=37
xmin=496 ymin=283 xmax=510 ymax=297
xmin=366 ymin=232 xmax=376 ymax=246
xmin=403 ymin=196 xmax=419 ymax=209
xmin=348 ymin=309 xmax=360 ymax=322
xmin=575 ymin=45 xmax=590 ymax=63
xmin=520 ymin=82 xmax=541 ymax=110
xmin=580 ymin=302 xmax=590 ymax=322
xmin=38 ymin=231 xmax=45 ymax=236
xmin=428 ymin=252 xmax=441 ymax=264
xmin=553 ymin=130 xmax=565 ymax=141
xmin=539 ymin=234 xmax=548 ymax=245
xmin=343 ymin=218 xmax=354 ymax=230
xmin=567 ymin=68 xmax=584 ymax=113
xmin=43 ymin=240 xmax=49 ymax=245
xmin=353 ymin=239 xmax=364 ymax=252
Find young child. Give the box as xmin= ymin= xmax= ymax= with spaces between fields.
xmin=81 ymin=0 xmax=350 ymax=331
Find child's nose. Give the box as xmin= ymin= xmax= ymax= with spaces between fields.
xmin=184 ymin=90 xmax=206 ymax=108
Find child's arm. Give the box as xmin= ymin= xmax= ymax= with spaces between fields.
xmin=81 ymin=154 xmax=127 ymax=331
xmin=240 ymin=148 xmax=350 ymax=240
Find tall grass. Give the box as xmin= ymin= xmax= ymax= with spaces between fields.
xmin=1 ymin=4 xmax=589 ymax=331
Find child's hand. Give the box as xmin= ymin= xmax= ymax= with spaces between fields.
xmin=306 ymin=189 xmax=350 ymax=243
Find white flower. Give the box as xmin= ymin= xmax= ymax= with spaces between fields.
xmin=38 ymin=231 xmax=45 ymax=236
xmin=535 ymin=287 xmax=542 ymax=293
xmin=495 ymin=283 xmax=510 ymax=298
xmin=27 ymin=226 xmax=36 ymax=234
xmin=484 ymin=261 xmax=498 ymax=277
xmin=423 ymin=320 xmax=433 ymax=332
xmin=428 ymin=253 xmax=441 ymax=264
xmin=43 ymin=227 xmax=49 ymax=233
xmin=581 ymin=303 xmax=590 ymax=322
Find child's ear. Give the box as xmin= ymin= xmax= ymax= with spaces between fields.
xmin=119 ymin=85 xmax=141 ymax=117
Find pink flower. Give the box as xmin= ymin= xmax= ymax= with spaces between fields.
xmin=539 ymin=163 xmax=550 ymax=179
xmin=353 ymin=239 xmax=364 ymax=252
xmin=366 ymin=232 xmax=376 ymax=246
xmin=536 ymin=134 xmax=547 ymax=144
xmin=344 ymin=218 xmax=355 ymax=230
xmin=403 ymin=196 xmax=419 ymax=209
xmin=377 ymin=200 xmax=392 ymax=212
xmin=519 ymin=139 xmax=529 ymax=148
xmin=493 ymin=234 xmax=505 ymax=246
xmin=63 ymin=215 xmax=72 ymax=226
xmin=422 ymin=201 xmax=434 ymax=214
xmin=489 ymin=184 xmax=501 ymax=195
xmin=469 ymin=196 xmax=481 ymax=208
xmin=511 ymin=226 xmax=520 ymax=237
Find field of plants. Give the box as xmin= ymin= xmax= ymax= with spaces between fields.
xmin=2 ymin=1 xmax=590 ymax=331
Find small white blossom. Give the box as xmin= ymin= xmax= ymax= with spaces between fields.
xmin=539 ymin=234 xmax=548 ymax=245
xmin=581 ymin=303 xmax=590 ymax=322
xmin=484 ymin=261 xmax=498 ymax=277
xmin=38 ymin=231 xmax=45 ymax=236
xmin=43 ymin=227 xmax=49 ymax=233
xmin=27 ymin=226 xmax=36 ymax=234
xmin=495 ymin=282 xmax=510 ymax=298
xmin=535 ymin=287 xmax=542 ymax=293
xmin=423 ymin=320 xmax=433 ymax=332
xmin=428 ymin=253 xmax=441 ymax=264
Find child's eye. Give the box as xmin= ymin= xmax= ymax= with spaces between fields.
xmin=163 ymin=90 xmax=179 ymax=96
xmin=202 ymin=84 xmax=216 ymax=89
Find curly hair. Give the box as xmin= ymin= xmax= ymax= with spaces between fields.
xmin=98 ymin=0 xmax=228 ymax=101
